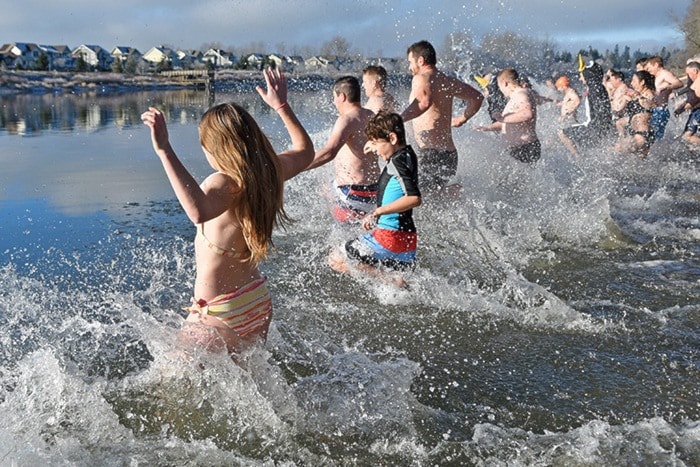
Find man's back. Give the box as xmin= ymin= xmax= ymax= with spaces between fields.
xmin=333 ymin=106 xmax=379 ymax=185
xmin=410 ymin=69 xmax=459 ymax=151
xmin=654 ymin=68 xmax=683 ymax=106
xmin=365 ymin=92 xmax=397 ymax=114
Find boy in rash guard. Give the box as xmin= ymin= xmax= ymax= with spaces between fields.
xmin=329 ymin=111 xmax=422 ymax=287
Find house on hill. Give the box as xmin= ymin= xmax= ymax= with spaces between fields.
xmin=48 ymin=45 xmax=74 ymax=70
xmin=267 ymin=54 xmax=285 ymax=68
xmin=111 ymin=46 xmax=141 ymax=64
xmin=0 ymin=42 xmax=42 ymax=69
xmin=285 ymin=55 xmax=305 ymax=70
xmin=72 ymin=44 xmax=112 ymax=70
xmin=203 ymin=48 xmax=234 ymax=68
xmin=304 ymin=55 xmax=330 ymax=70
xmin=177 ymin=49 xmax=204 ymax=68
xmin=142 ymin=46 xmax=180 ymax=70
xmin=245 ymin=53 xmax=265 ymax=69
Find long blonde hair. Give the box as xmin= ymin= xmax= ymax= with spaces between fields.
xmin=199 ymin=102 xmax=288 ymax=264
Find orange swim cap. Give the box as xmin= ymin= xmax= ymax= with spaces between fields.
xmin=555 ymin=76 xmax=570 ymax=88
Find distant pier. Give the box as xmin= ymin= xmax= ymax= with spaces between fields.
xmin=160 ymin=69 xmax=215 ymax=93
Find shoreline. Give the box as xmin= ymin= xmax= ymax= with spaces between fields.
xmin=0 ymin=69 xmax=349 ymax=96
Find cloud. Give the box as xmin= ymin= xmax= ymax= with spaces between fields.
xmin=0 ymin=0 xmax=691 ymax=55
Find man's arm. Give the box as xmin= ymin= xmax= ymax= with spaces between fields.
xmin=658 ymin=70 xmax=683 ymax=93
xmin=401 ymin=74 xmax=432 ymax=122
xmin=498 ymin=92 xmax=533 ymax=124
xmin=451 ymin=79 xmax=484 ymax=127
xmin=305 ymin=117 xmax=349 ymax=171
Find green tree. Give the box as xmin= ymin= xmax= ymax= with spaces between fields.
xmin=75 ymin=55 xmax=87 ymax=72
xmin=111 ymin=58 xmax=123 ymax=73
xmin=36 ymin=51 xmax=49 ymax=71
xmin=124 ymin=53 xmax=138 ymax=74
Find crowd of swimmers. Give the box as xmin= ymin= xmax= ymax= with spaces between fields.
xmin=551 ymin=54 xmax=699 ymax=158
xmin=141 ymin=39 xmax=699 ymax=360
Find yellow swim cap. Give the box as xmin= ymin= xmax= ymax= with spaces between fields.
xmin=474 ymin=75 xmax=489 ymax=89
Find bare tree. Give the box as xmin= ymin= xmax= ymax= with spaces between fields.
xmin=440 ymin=32 xmax=474 ymax=76
xmin=675 ymin=0 xmax=700 ymax=55
xmin=320 ymin=36 xmax=351 ymax=57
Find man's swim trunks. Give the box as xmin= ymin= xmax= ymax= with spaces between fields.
xmin=332 ymin=183 xmax=378 ymax=223
xmin=415 ymin=147 xmax=458 ymax=192
xmin=345 ymin=229 xmax=417 ymax=271
xmin=184 ymin=277 xmax=272 ymax=336
xmin=684 ymin=108 xmax=700 ymax=135
xmin=651 ymin=106 xmax=670 ymax=141
xmin=509 ymin=140 xmax=541 ymax=163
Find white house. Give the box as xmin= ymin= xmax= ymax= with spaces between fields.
xmin=285 ymin=55 xmax=305 ymax=69
xmin=110 ymin=46 xmax=141 ymax=64
xmin=72 ymin=44 xmax=112 ymax=70
xmin=304 ymin=56 xmax=329 ymax=69
xmin=245 ymin=53 xmax=265 ymax=69
xmin=0 ymin=42 xmax=42 ymax=69
xmin=142 ymin=46 xmax=180 ymax=69
xmin=203 ymin=48 xmax=233 ymax=68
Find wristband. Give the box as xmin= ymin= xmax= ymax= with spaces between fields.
xmin=275 ymin=102 xmax=288 ymax=111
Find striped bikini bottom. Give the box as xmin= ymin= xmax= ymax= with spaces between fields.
xmin=184 ymin=277 xmax=272 ymax=336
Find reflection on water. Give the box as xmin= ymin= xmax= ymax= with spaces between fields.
xmin=0 ymin=75 xmax=341 ymax=137
xmin=0 ymin=90 xmax=215 ymax=136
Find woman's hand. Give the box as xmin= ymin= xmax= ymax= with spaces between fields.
xmin=256 ymin=67 xmax=288 ymax=111
xmin=141 ymin=107 xmax=172 ymax=155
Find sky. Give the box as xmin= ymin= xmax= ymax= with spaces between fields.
xmin=0 ymin=0 xmax=691 ymax=57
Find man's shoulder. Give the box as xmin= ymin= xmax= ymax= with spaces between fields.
xmin=340 ymin=105 xmax=371 ymax=124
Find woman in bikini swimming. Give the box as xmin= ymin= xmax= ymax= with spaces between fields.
xmin=141 ymin=68 xmax=314 ymax=356
xmin=614 ymin=70 xmax=656 ymax=157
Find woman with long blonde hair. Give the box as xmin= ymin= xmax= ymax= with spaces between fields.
xmin=141 ymin=68 xmax=314 ymax=356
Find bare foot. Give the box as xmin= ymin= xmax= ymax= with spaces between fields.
xmin=390 ymin=274 xmax=409 ymax=289
xmin=328 ymin=249 xmax=350 ymax=273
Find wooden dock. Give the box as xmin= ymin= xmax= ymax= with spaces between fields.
xmin=160 ymin=69 xmax=215 ymax=92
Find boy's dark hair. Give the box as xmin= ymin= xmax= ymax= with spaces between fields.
xmin=407 ymin=40 xmax=436 ymax=66
xmin=365 ymin=111 xmax=406 ymax=145
xmin=333 ymin=76 xmax=361 ymax=103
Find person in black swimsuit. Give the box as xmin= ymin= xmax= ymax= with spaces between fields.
xmin=614 ymin=70 xmax=655 ymax=156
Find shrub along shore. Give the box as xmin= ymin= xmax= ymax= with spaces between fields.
xmin=0 ymin=69 xmax=348 ymax=95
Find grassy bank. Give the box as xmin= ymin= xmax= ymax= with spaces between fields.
xmin=0 ymin=69 xmax=345 ymax=95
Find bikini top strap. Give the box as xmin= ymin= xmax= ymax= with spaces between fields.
xmin=198 ymin=223 xmax=243 ymax=258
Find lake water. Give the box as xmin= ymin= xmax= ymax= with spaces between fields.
xmin=0 ymin=80 xmax=699 ymax=465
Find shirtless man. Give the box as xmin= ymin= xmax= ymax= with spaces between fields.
xmin=644 ymin=55 xmax=683 ymax=141
xmin=554 ymin=75 xmax=581 ymax=126
xmin=362 ymin=65 xmax=397 ymax=114
xmin=401 ymin=40 xmax=483 ymax=192
xmin=475 ymin=68 xmax=540 ymax=163
xmin=674 ymin=61 xmax=700 ymax=147
xmin=306 ymin=76 xmax=379 ymax=222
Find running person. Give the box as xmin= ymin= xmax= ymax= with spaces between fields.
xmin=401 ymin=40 xmax=483 ymax=192
xmin=306 ymin=76 xmax=379 ymax=222
xmin=330 ymin=111 xmax=421 ymax=287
